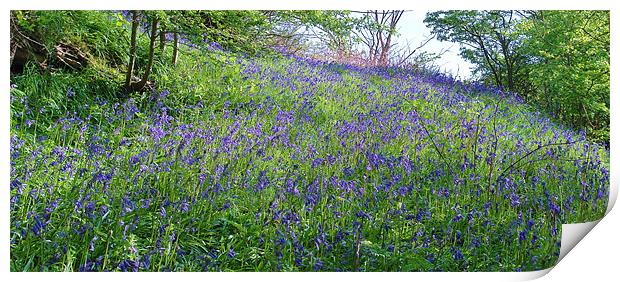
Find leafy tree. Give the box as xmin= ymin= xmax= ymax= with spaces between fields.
xmin=520 ymin=10 xmax=609 ymax=142
xmin=124 ymin=10 xmax=271 ymax=93
xmin=263 ymin=10 xmax=359 ymax=55
xmin=122 ymin=10 xmax=361 ymax=92
xmin=124 ymin=10 xmax=165 ymax=93
xmin=424 ymin=11 xmax=526 ymax=92
xmin=425 ymin=10 xmax=609 ymax=143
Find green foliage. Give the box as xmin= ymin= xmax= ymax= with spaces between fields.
xmin=13 ymin=10 xmax=129 ymax=66
xmin=271 ymin=10 xmax=358 ymax=51
xmin=9 ymin=9 xmax=610 ymax=273
xmin=172 ymin=10 xmax=272 ymax=54
xmin=158 ymin=10 xmax=358 ymax=55
xmin=10 ymin=46 xmax=608 ymax=271
xmin=11 ymin=11 xmax=126 ymax=129
xmin=424 ymin=11 xmax=525 ymax=91
xmin=11 ymin=62 xmax=122 ymax=134
xmin=520 ymin=11 xmax=609 ymax=143
xmin=425 ymin=10 xmax=609 ymax=144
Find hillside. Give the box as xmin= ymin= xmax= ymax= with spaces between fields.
xmin=9 ymin=42 xmax=609 ymax=272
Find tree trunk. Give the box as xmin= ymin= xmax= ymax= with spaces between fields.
xmin=132 ymin=17 xmax=159 ymax=92
xmin=506 ymin=63 xmax=514 ymax=92
xmin=498 ymin=35 xmax=515 ymax=92
xmin=10 ymin=43 xmax=17 ymax=67
xmin=124 ymin=10 xmax=139 ymax=91
xmin=477 ymin=36 xmax=503 ymax=90
xmin=379 ymin=34 xmax=392 ymax=66
xmin=159 ymin=27 xmax=166 ymax=52
xmin=172 ymin=32 xmax=179 ymax=66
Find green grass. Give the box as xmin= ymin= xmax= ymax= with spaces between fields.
xmin=10 ymin=46 xmax=609 ymax=272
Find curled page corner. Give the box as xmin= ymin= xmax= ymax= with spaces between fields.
xmin=607 ymin=171 xmax=618 ymax=214
xmin=559 ymin=171 xmax=613 ymax=262
xmin=558 ymin=220 xmax=600 ymax=262
xmin=507 ymin=220 xmax=601 ymax=281
xmin=511 ymin=268 xmax=553 ymax=281
xmin=534 ymin=166 xmax=616 ymax=279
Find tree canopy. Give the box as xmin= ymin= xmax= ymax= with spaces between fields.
xmin=425 ymin=10 xmax=609 ymax=143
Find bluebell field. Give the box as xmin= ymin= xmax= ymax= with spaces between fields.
xmin=9 ymin=45 xmax=609 ymax=271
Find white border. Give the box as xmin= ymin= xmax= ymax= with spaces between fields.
xmin=2 ymin=1 xmax=617 ymax=281
xmin=2 ymin=1 xmax=617 ymax=10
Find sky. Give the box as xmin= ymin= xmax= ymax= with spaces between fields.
xmin=395 ymin=10 xmax=474 ymax=79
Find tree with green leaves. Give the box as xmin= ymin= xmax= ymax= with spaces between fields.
xmin=123 ymin=10 xmax=271 ymax=93
xmin=124 ymin=10 xmax=165 ymax=93
xmin=262 ymin=10 xmax=359 ymax=55
xmin=425 ymin=10 xmax=609 ymax=143
xmin=424 ymin=10 xmax=526 ymax=92
xmin=520 ymin=10 xmax=609 ymax=142
xmin=122 ymin=10 xmax=359 ymax=93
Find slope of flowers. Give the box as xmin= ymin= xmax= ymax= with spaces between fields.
xmin=10 ymin=48 xmax=609 ymax=271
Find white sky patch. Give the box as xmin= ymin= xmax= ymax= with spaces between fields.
xmin=395 ymin=10 xmax=474 ymax=79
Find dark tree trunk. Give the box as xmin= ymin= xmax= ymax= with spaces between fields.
xmin=497 ymin=35 xmax=515 ymax=92
xmin=159 ymin=27 xmax=166 ymax=52
xmin=477 ymin=36 xmax=503 ymax=90
xmin=125 ymin=10 xmax=139 ymax=92
xmin=133 ymin=17 xmax=159 ymax=92
xmin=172 ymin=32 xmax=179 ymax=66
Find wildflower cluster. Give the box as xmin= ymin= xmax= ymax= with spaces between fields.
xmin=10 ymin=47 xmax=608 ymax=271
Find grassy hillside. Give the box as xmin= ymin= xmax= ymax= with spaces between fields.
xmin=10 ymin=43 xmax=609 ymax=271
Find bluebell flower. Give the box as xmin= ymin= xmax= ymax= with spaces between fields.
xmin=313 ymin=258 xmax=323 ymax=271
xmin=118 ymin=259 xmax=139 ymax=272
xmin=518 ymin=231 xmax=527 ymax=243
xmin=452 ymin=247 xmax=464 ymax=261
xmin=549 ymin=201 xmax=560 ymax=215
xmin=160 ymin=206 xmax=166 ymax=218
xmin=30 ymin=214 xmax=47 ymax=236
